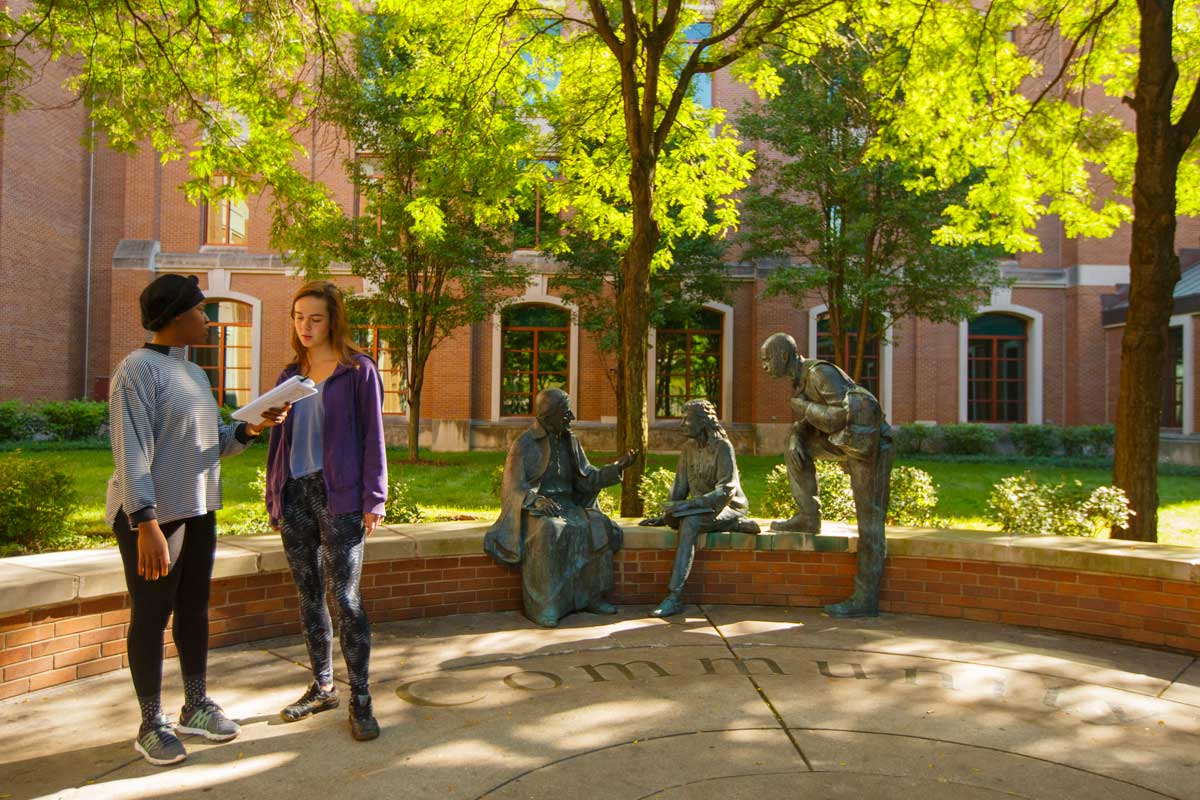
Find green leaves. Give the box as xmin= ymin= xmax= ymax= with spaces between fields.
xmin=860 ymin=0 xmax=1198 ymax=249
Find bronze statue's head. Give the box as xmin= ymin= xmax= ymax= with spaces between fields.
xmin=535 ymin=388 xmax=574 ymax=435
xmin=760 ymin=332 xmax=800 ymax=379
xmin=681 ymin=399 xmax=727 ymax=442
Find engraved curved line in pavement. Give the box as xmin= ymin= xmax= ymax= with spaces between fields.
xmin=630 ymin=770 xmax=1041 ymax=800
xmin=788 ymin=728 xmax=1184 ymax=800
xmin=382 ymin=641 xmax=1191 ymax=707
xmin=472 ymin=726 xmax=1182 ymax=800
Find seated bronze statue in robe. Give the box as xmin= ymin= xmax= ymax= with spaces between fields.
xmin=484 ymin=388 xmax=637 ymax=627
xmin=639 ymin=399 xmax=760 ymax=618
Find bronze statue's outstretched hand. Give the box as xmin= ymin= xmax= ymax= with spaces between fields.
xmin=614 ymin=449 xmax=638 ymax=470
xmin=639 ymin=516 xmax=666 ymax=527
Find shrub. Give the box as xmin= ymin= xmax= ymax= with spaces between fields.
xmin=894 ymin=424 xmax=934 ymax=456
xmin=385 ymin=477 xmax=425 ymax=524
xmin=887 ymin=466 xmax=943 ymax=527
xmin=595 ymin=488 xmax=620 ymax=517
xmin=761 ymin=464 xmax=795 ymax=518
xmin=1060 ymin=424 xmax=1116 ymax=457
xmin=0 ymin=454 xmax=83 ymax=552
xmin=638 ymin=468 xmax=677 ymax=518
xmin=939 ymin=424 xmax=1000 ymax=455
xmin=490 ymin=464 xmax=505 ymax=499
xmin=0 ymin=400 xmax=37 ymax=441
xmin=986 ymin=472 xmax=1133 ymax=537
xmin=38 ymin=401 xmax=108 ymax=441
xmin=762 ymin=461 xmax=856 ymax=521
xmin=815 ymin=460 xmax=856 ymax=521
xmin=1006 ymin=424 xmax=1061 ymax=458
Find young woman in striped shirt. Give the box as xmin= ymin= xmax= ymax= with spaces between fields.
xmin=107 ymin=274 xmax=287 ymax=765
xmin=265 ymin=281 xmax=388 ymax=741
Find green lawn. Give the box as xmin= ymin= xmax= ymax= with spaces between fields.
xmin=11 ymin=447 xmax=1200 ymax=549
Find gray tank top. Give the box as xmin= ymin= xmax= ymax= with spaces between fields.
xmin=289 ymin=381 xmax=325 ymax=478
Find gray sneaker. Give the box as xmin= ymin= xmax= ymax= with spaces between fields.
xmin=177 ymin=698 xmax=241 ymax=742
xmin=135 ymin=716 xmax=187 ymax=766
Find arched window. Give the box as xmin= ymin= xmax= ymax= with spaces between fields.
xmin=189 ymin=300 xmax=253 ymax=408
xmin=654 ymin=307 xmax=722 ymax=418
xmin=967 ymin=313 xmax=1027 ymax=422
xmin=353 ymin=324 xmax=409 ymax=415
xmin=500 ymin=304 xmax=570 ymax=416
xmin=1163 ymin=325 xmax=1184 ymax=429
xmin=816 ymin=313 xmax=880 ymax=398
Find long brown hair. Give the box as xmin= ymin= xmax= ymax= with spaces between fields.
xmin=289 ymin=281 xmax=365 ymax=372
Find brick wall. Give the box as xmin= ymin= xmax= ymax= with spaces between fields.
xmin=0 ymin=58 xmax=91 ymax=401
xmin=3 ymin=550 xmax=1197 ymax=701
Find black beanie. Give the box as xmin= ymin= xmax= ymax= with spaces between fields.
xmin=140 ymin=274 xmax=206 ymax=332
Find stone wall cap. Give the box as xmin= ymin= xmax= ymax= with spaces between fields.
xmin=3 ymin=524 xmax=1198 ymax=614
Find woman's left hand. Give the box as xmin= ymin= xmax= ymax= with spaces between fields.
xmin=364 ymin=512 xmax=382 ymax=536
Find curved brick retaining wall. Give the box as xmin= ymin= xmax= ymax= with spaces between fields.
xmin=2 ymin=523 xmax=1198 ymax=700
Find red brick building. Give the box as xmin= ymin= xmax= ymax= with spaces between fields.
xmin=2 ymin=64 xmax=1197 ymax=453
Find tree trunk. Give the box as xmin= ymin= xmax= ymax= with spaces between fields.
xmin=407 ymin=349 xmax=426 ymax=463
xmin=618 ymin=156 xmax=658 ymax=517
xmin=614 ymin=355 xmax=627 ymax=468
xmin=1113 ymin=0 xmax=1184 ymax=541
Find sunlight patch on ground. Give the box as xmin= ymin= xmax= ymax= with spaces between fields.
xmin=688 ymin=619 xmax=804 ymax=638
xmin=45 ymin=752 xmax=298 ymax=800
xmin=513 ymin=700 xmax=676 ymax=749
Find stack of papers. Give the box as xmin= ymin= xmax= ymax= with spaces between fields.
xmin=231 ymin=376 xmax=318 ymax=423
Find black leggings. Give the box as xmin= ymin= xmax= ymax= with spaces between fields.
xmin=114 ymin=511 xmax=215 ymax=699
xmin=280 ymin=472 xmax=371 ymax=694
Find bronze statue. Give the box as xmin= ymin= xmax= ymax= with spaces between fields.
xmin=484 ymin=388 xmax=636 ymax=627
xmin=760 ymin=332 xmax=893 ymax=617
xmin=640 ymin=399 xmax=760 ymax=618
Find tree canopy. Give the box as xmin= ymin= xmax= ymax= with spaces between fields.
xmin=738 ymin=42 xmax=1005 ymax=379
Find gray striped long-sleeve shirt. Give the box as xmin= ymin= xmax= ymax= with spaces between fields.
xmin=105 ymin=346 xmax=252 ymax=527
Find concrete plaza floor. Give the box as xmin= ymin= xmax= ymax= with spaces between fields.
xmin=1 ymin=604 xmax=1198 ymax=800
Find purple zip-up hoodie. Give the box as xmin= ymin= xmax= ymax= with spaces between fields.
xmin=265 ymin=353 xmax=388 ymax=526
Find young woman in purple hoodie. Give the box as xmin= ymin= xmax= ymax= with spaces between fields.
xmin=265 ymin=281 xmax=388 ymax=741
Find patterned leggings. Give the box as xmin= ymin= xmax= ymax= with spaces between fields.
xmin=280 ymin=472 xmax=371 ymax=694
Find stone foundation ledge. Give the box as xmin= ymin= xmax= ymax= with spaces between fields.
xmin=1 ymin=523 xmax=1198 ymax=700
xmin=2 ymin=522 xmax=1197 ymax=616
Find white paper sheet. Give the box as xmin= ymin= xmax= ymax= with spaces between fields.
xmin=231 ymin=375 xmax=317 ymax=423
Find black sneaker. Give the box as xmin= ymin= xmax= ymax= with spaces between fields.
xmin=280 ymin=682 xmax=339 ymax=722
xmin=349 ymin=694 xmax=380 ymax=741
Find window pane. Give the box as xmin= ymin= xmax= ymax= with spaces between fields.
xmin=968 ymin=339 xmax=993 ymax=360
xmin=502 ymin=395 xmax=531 ymax=416
xmin=206 ymin=203 xmax=227 ymax=244
xmin=969 ymin=313 xmax=1025 ymax=337
xmin=503 ymin=348 xmax=533 ymax=373
xmin=503 ymin=329 xmax=534 ymax=351
xmin=538 ymin=330 xmax=568 ymax=351
xmin=229 ymin=199 xmax=248 ymax=245
xmin=538 ymin=350 xmax=567 ymax=373
xmin=998 ymin=339 xmax=1025 ymax=360
xmin=503 ymin=304 xmax=568 ymax=328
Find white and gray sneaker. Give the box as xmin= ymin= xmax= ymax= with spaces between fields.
xmin=177 ymin=698 xmax=241 ymax=742
xmin=135 ymin=716 xmax=187 ymax=766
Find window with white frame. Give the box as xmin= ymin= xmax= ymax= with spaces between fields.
xmin=500 ymin=304 xmax=570 ymax=416
xmin=967 ymin=313 xmax=1027 ymax=422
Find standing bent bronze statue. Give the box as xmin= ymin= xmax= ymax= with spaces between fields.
xmin=760 ymin=333 xmax=893 ymax=617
